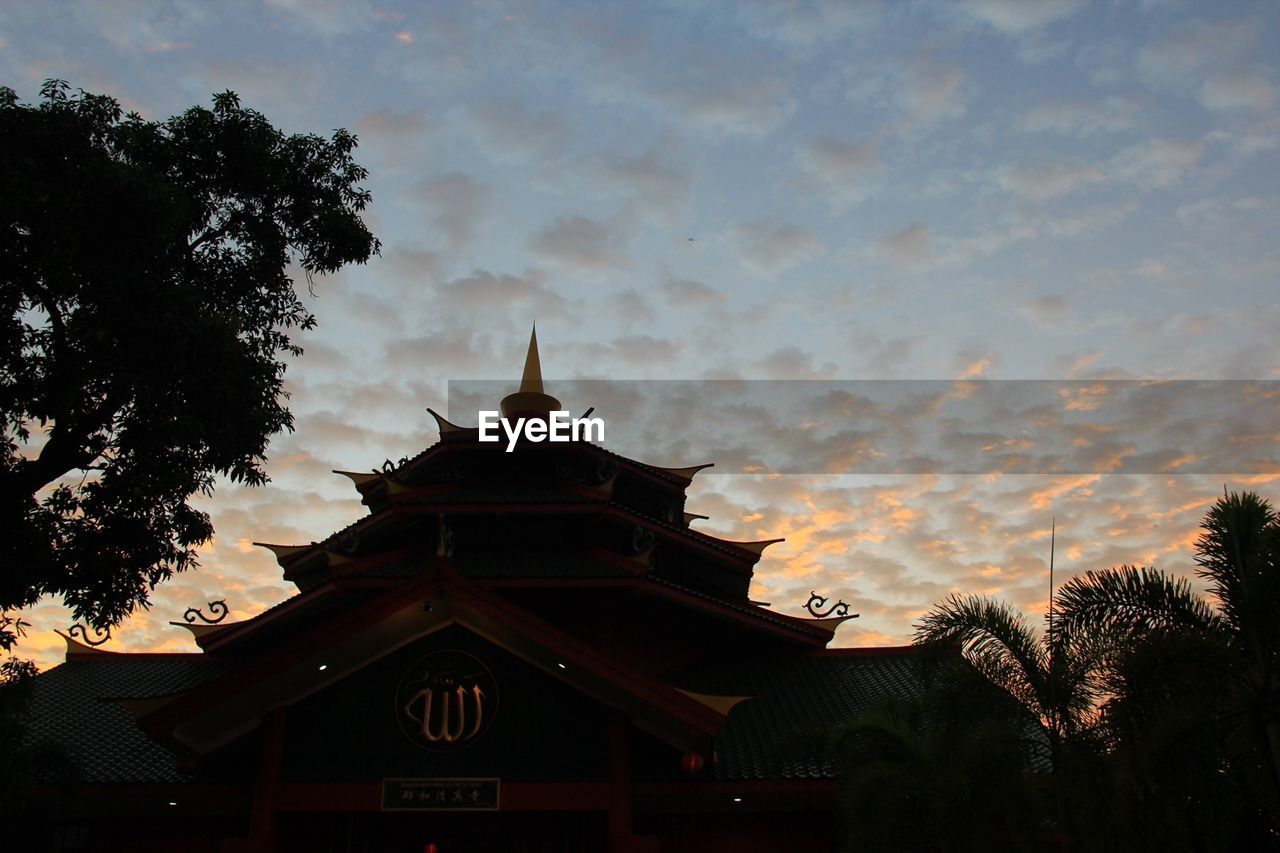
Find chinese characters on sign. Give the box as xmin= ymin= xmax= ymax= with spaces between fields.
xmin=381 ymin=778 xmax=500 ymax=811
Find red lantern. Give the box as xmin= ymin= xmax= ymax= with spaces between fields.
xmin=424 ymin=844 xmax=439 ymax=853
xmin=680 ymin=751 xmax=704 ymax=775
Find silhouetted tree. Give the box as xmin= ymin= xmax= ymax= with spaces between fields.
xmin=0 ymin=630 xmax=37 ymax=813
xmin=0 ymin=81 xmax=380 ymax=648
xmin=1056 ymin=491 xmax=1280 ymax=847
xmin=913 ymin=593 xmax=1107 ymax=848
xmin=831 ymin=658 xmax=1050 ymax=853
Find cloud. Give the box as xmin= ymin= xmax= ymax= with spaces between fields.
xmin=358 ymin=108 xmax=431 ymax=145
xmin=1022 ymin=295 xmax=1070 ymax=327
xmin=1199 ymin=69 xmax=1275 ymax=114
xmin=384 ymin=328 xmax=503 ymax=375
xmin=70 ymin=0 xmax=209 ymax=54
xmin=649 ymin=57 xmax=797 ymax=137
xmin=406 ymin=172 xmax=492 ymax=251
xmin=729 ymin=219 xmax=824 ymax=276
xmin=998 ymin=162 xmax=1107 ymax=199
xmin=955 ymin=347 xmax=1001 ymax=378
xmin=1021 ymin=96 xmax=1141 ymax=136
xmin=863 ymin=336 xmax=919 ymax=378
xmin=799 ymin=135 xmax=880 ymax=204
xmin=756 ymin=346 xmax=838 ymax=379
xmin=1050 ymin=350 xmax=1103 ymax=378
xmin=895 ymin=57 xmax=972 ymax=131
xmin=570 ymin=335 xmax=685 ymax=371
xmin=530 ymin=215 xmax=632 ymax=270
xmin=609 ymin=335 xmax=684 ymax=365
xmin=597 ymin=140 xmax=691 ymax=220
xmin=466 ymin=98 xmax=572 ymax=164
xmin=609 ymin=290 xmax=657 ymax=327
xmin=434 ymin=269 xmax=568 ymax=316
xmin=384 ymin=246 xmax=444 ymax=286
xmin=1109 ymin=138 xmax=1203 ymax=188
xmin=877 ymin=222 xmax=934 ymax=268
xmin=959 ymin=0 xmax=1086 ymax=33
xmin=1074 ymin=36 xmax=1132 ymax=86
xmin=265 ymin=0 xmax=373 ymax=38
xmin=1139 ymin=19 xmax=1258 ymax=87
xmin=725 ymin=0 xmax=882 ymax=48
xmin=1045 ymin=200 xmax=1138 ymax=237
xmin=661 ymin=277 xmax=724 ymax=307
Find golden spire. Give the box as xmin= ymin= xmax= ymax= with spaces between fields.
xmin=520 ymin=326 xmax=544 ymax=394
xmin=501 ymin=326 xmax=561 ymax=419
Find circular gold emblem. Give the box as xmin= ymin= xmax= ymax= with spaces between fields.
xmin=395 ymin=650 xmax=498 ymax=752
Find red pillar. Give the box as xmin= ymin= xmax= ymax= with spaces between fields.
xmin=607 ymin=711 xmax=634 ymax=853
xmin=246 ymin=706 xmax=289 ymax=851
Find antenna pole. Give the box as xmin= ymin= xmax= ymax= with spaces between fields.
xmin=1048 ymin=517 xmax=1056 ymax=639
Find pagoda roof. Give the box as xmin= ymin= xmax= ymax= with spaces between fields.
xmin=126 ymin=574 xmax=737 ymax=757
xmin=678 ymin=647 xmax=923 ymax=781
xmin=24 ymin=644 xmax=921 ymax=786
xmin=24 ymin=654 xmax=227 ymax=783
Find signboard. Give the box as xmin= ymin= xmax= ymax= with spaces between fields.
xmin=382 ymin=778 xmax=500 ymax=811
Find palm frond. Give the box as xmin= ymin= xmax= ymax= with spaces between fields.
xmin=915 ymin=593 xmax=1048 ymax=718
xmin=1195 ymin=491 xmax=1280 ymax=650
xmin=1054 ymin=565 xmax=1225 ymax=649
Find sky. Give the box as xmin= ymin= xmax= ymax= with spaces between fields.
xmin=4 ymin=0 xmax=1279 ymax=669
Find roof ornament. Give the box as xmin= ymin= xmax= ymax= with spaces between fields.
xmin=500 ymin=326 xmax=562 ymax=420
xmin=183 ymin=600 xmax=230 ymax=625
xmin=381 ymin=456 xmax=410 ymax=473
xmin=67 ymin=621 xmax=111 ymax=647
xmin=804 ymin=591 xmax=859 ymax=620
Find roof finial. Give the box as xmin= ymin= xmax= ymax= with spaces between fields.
xmin=520 ymin=326 xmax=544 ymax=394
xmin=501 ymin=326 xmax=561 ymax=420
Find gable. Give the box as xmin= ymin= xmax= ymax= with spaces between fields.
xmin=279 ymin=625 xmax=609 ymax=784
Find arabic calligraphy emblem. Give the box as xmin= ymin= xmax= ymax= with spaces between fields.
xmin=396 ymin=650 xmax=498 ymax=752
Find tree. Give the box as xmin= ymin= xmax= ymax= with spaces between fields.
xmin=830 ymin=658 xmax=1049 ymax=853
xmin=913 ymin=593 xmax=1108 ymax=848
xmin=0 ymin=81 xmax=380 ymax=648
xmin=1055 ymin=491 xmax=1280 ymax=844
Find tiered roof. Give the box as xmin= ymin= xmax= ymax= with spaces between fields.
xmin=28 ymin=330 xmax=916 ymax=787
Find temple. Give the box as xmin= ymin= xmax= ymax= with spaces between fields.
xmin=24 ymin=331 xmax=920 ymax=852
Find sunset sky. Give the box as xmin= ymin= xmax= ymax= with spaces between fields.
xmin=4 ymin=0 xmax=1279 ymax=668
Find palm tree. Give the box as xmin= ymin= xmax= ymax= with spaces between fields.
xmin=1054 ymin=491 xmax=1280 ymax=843
xmin=829 ymin=663 xmax=1047 ymax=853
xmin=913 ymin=592 xmax=1107 ymax=848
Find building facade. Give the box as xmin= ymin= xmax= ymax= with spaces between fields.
xmin=25 ymin=334 xmax=919 ymax=852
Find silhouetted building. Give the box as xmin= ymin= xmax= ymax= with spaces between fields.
xmin=26 ymin=332 xmax=919 ymax=852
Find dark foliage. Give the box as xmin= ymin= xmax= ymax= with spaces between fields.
xmin=831 ymin=657 xmax=1051 ymax=853
xmin=841 ymin=492 xmax=1280 ymax=853
xmin=0 ymin=81 xmax=379 ymax=646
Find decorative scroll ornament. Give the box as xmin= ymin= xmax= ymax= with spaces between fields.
xmin=630 ymin=524 xmax=657 ymax=554
xmin=183 ymin=600 xmax=230 ymax=625
xmin=68 ymin=622 xmax=111 ymax=647
xmin=380 ymin=456 xmax=411 ymax=474
xmin=339 ymin=531 xmax=361 ymax=554
xmin=593 ymin=457 xmax=617 ymax=484
xmin=805 ymin=591 xmax=859 ymax=620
